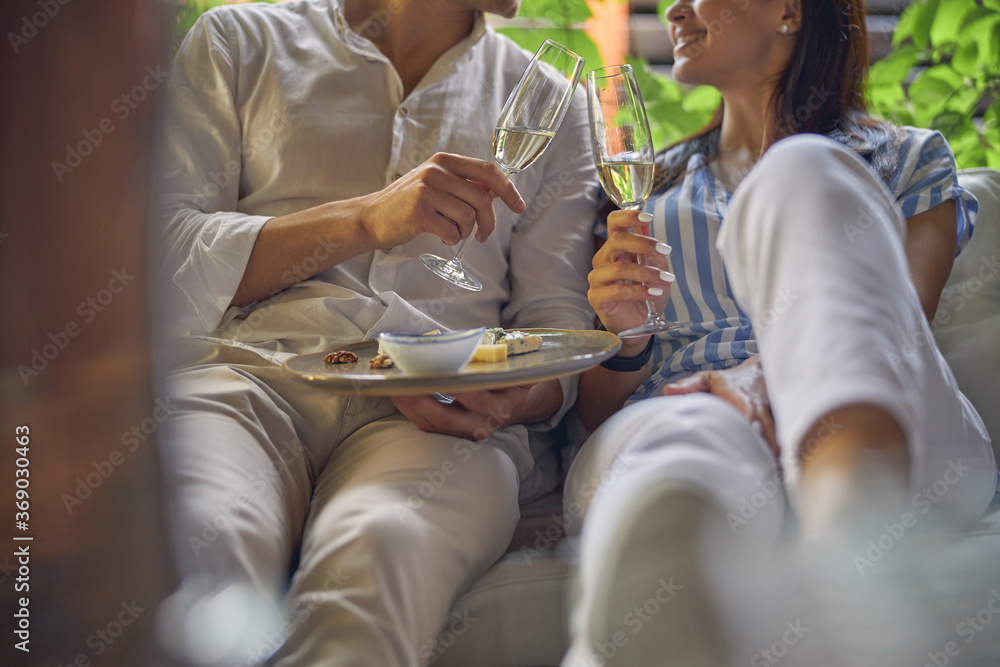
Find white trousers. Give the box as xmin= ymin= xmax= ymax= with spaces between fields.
xmin=162 ymin=341 xmax=524 ymax=667
xmin=567 ymin=135 xmax=996 ymax=547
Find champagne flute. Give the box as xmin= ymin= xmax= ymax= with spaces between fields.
xmin=421 ymin=39 xmax=585 ymax=291
xmin=587 ymin=64 xmax=687 ymax=338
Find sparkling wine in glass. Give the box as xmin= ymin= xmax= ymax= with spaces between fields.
xmin=587 ymin=64 xmax=687 ymax=338
xmin=420 ymin=39 xmax=585 ymax=291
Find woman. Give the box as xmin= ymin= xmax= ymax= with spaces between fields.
xmin=562 ymin=0 xmax=997 ymax=664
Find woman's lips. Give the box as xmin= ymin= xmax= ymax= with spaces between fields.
xmin=673 ymin=31 xmax=707 ymax=54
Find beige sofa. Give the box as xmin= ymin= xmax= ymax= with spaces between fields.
xmin=436 ymin=168 xmax=1000 ymax=667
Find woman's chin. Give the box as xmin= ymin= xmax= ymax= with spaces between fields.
xmin=670 ymin=63 xmax=703 ymax=87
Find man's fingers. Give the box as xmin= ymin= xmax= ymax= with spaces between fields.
xmin=432 ymin=192 xmax=480 ymax=243
xmin=448 ymin=178 xmax=498 ymax=242
xmin=433 ymin=153 xmax=525 ymax=215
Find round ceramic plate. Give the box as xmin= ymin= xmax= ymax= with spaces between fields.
xmin=282 ymin=328 xmax=621 ymax=395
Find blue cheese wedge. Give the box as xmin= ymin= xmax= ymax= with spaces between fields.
xmin=472 ymin=328 xmax=542 ymax=362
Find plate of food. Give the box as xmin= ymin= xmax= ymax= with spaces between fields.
xmin=281 ymin=327 xmax=622 ymax=395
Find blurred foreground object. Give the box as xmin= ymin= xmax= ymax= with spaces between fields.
xmin=0 ymin=0 xmax=177 ymax=664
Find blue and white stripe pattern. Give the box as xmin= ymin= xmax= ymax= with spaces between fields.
xmin=621 ymin=127 xmax=978 ymax=403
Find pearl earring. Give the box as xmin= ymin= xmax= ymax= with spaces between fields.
xmin=781 ymin=24 xmax=789 ymax=33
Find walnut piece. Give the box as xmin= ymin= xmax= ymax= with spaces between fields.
xmin=324 ymin=350 xmax=359 ymax=364
xmin=368 ymin=354 xmax=394 ymax=369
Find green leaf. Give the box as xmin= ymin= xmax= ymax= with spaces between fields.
xmin=986 ymin=98 xmax=1000 ymax=133
xmin=517 ymin=0 xmax=592 ymax=24
xmin=680 ymin=85 xmax=722 ymax=114
xmin=952 ymin=40 xmax=979 ymax=74
xmin=955 ymin=141 xmax=987 ymax=170
xmin=868 ymin=82 xmax=907 ymax=117
xmin=907 ymin=66 xmax=960 ymax=126
xmin=983 ymin=0 xmax=1000 ymax=12
xmin=894 ymin=0 xmax=941 ymax=49
xmin=981 ymin=18 xmax=1000 ymax=73
xmin=948 ymin=84 xmax=982 ymax=117
xmin=868 ymin=43 xmax=922 ymax=87
xmin=984 ymin=101 xmax=1000 ymax=164
xmin=961 ymin=6 xmax=996 ymax=30
xmin=930 ymin=0 xmax=976 ymax=48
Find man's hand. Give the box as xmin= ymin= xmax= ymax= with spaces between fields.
xmin=392 ymin=380 xmax=562 ymax=440
xmin=360 ymin=152 xmax=526 ymax=251
xmin=661 ymin=356 xmax=779 ymax=456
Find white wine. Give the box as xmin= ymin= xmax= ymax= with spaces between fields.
xmin=493 ymin=127 xmax=555 ymax=173
xmin=597 ymin=160 xmax=655 ymax=209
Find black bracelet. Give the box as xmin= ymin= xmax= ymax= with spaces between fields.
xmin=600 ymin=334 xmax=655 ymax=372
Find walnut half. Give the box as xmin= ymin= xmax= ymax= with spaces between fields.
xmin=324 ymin=350 xmax=359 ymax=364
xmin=368 ymin=354 xmax=394 ymax=369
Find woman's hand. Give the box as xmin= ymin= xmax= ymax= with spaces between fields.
xmin=589 ymin=209 xmax=675 ymax=354
xmin=661 ymin=356 xmax=779 ymax=457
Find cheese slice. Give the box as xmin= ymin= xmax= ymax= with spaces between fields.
xmin=472 ymin=343 xmax=508 ymax=363
xmin=471 ymin=328 xmax=542 ymax=363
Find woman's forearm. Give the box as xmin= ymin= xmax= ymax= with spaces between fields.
xmin=576 ymin=361 xmax=652 ymax=432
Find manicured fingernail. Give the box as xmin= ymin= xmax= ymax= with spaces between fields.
xmin=655 ymin=242 xmax=672 ymax=255
xmin=647 ymin=287 xmax=664 ymax=296
xmin=659 ymin=270 xmax=675 ymax=283
xmin=443 ymin=239 xmax=454 ymax=246
xmin=638 ymin=212 xmax=653 ymax=223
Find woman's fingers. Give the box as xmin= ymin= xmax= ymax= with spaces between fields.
xmin=753 ymin=405 xmax=780 ymax=458
xmin=589 ymin=284 xmax=666 ymax=313
xmin=662 ymin=372 xmax=712 ymax=396
xmin=607 ymin=209 xmax=653 ymax=236
xmin=588 ymin=262 xmax=675 ymax=290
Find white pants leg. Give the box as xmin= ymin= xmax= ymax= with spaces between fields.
xmin=164 ymin=364 xmax=314 ymax=605
xmin=565 ymin=393 xmax=785 ymax=546
xmin=719 ymin=134 xmax=995 ymax=522
xmin=271 ymin=417 xmax=521 ymax=667
xmin=163 ymin=347 xmax=523 ymax=666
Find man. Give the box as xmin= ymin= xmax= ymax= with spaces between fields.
xmin=156 ymin=0 xmax=597 ymax=664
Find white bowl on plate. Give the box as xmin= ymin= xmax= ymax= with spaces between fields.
xmin=376 ymin=327 xmax=485 ymax=376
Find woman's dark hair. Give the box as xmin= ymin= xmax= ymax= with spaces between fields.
xmin=650 ymin=0 xmax=905 ymax=195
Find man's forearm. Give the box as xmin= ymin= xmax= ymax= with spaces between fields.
xmin=230 ymin=198 xmax=376 ymax=307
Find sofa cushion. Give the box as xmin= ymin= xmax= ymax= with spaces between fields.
xmin=934 ymin=168 xmax=1000 ymax=457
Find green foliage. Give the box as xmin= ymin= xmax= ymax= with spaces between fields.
xmin=500 ymin=0 xmax=718 ymax=151
xmin=870 ymin=0 xmax=1000 ymax=169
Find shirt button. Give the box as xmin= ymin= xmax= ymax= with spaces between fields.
xmin=398 ymin=107 xmax=409 ymax=117
xmin=364 ymin=55 xmax=377 ymax=63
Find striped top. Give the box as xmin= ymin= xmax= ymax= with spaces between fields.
xmin=622 ymin=127 xmax=978 ymax=402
